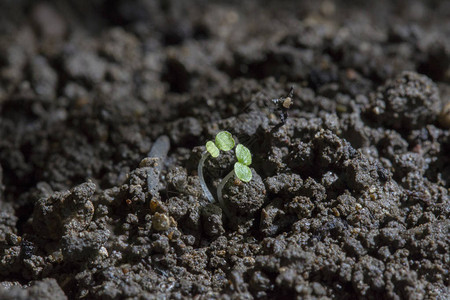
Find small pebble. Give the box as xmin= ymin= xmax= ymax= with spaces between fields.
xmin=152 ymin=212 xmax=171 ymax=231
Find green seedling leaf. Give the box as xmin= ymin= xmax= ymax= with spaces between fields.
xmin=234 ymin=162 xmax=252 ymax=182
xmin=236 ymin=144 xmax=251 ymax=166
xmin=215 ymin=131 xmax=235 ymax=151
xmin=206 ymin=141 xmax=219 ymax=158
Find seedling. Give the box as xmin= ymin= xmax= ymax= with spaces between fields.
xmin=198 ymin=131 xmax=254 ymax=217
xmin=216 ymin=143 xmax=252 ymax=216
xmin=198 ymin=131 xmax=235 ymax=203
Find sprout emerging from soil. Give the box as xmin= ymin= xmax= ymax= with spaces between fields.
xmin=198 ymin=131 xmax=235 ymax=203
xmin=198 ymin=131 xmax=254 ymax=217
xmin=217 ymin=143 xmax=252 ymax=216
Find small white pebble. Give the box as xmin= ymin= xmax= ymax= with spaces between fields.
xmin=99 ymin=246 xmax=109 ymax=257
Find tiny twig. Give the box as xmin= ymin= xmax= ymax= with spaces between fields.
xmin=272 ymin=87 xmax=294 ymax=125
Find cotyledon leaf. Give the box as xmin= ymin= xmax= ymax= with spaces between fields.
xmin=235 ymin=144 xmax=251 ymax=166
xmin=206 ymin=141 xmax=219 ymax=157
xmin=234 ymin=162 xmax=252 ymax=182
xmin=215 ymin=131 xmax=235 ymax=151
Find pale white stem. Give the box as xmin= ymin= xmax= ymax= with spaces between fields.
xmin=216 ymin=170 xmax=234 ymax=217
xmin=198 ymin=152 xmax=215 ymax=203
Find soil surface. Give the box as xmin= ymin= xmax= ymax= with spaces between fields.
xmin=0 ymin=0 xmax=449 ymax=299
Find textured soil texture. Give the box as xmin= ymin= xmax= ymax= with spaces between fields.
xmin=0 ymin=0 xmax=449 ymax=299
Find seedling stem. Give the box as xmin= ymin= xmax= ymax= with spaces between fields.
xmin=198 ymin=152 xmax=215 ymax=203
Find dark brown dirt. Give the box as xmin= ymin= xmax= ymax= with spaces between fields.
xmin=0 ymin=0 xmax=449 ymax=299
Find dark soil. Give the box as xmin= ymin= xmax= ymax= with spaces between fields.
xmin=0 ymin=0 xmax=449 ymax=299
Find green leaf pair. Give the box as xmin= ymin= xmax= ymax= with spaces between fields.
xmin=205 ymin=131 xmax=253 ymax=183
xmin=206 ymin=131 xmax=235 ymax=158
xmin=234 ymin=144 xmax=252 ymax=182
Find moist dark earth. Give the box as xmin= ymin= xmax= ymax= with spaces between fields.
xmin=0 ymin=0 xmax=449 ymax=299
